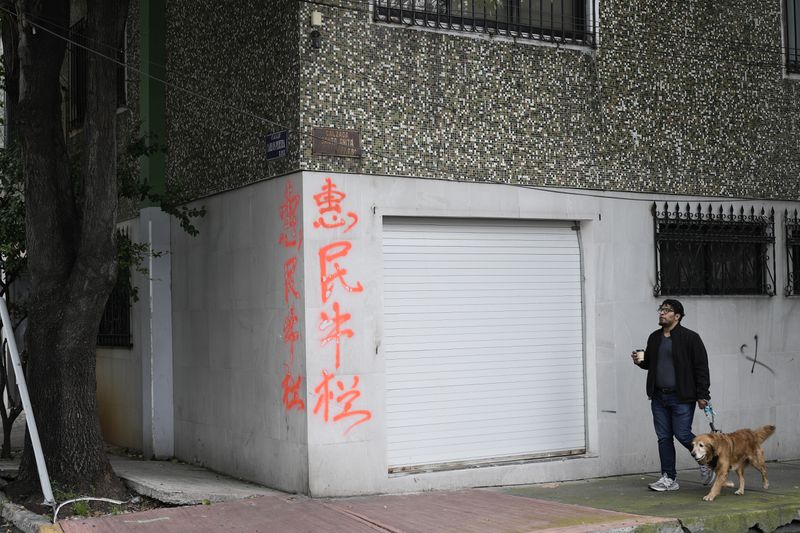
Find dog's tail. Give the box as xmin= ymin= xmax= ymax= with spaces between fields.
xmin=756 ymin=425 xmax=776 ymax=443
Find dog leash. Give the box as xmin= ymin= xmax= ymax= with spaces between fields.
xmin=703 ymin=403 xmax=722 ymax=433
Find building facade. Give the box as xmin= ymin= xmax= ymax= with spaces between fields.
xmin=97 ymin=0 xmax=800 ymax=496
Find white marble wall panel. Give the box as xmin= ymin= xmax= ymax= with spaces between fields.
xmin=170 ymin=174 xmax=309 ymax=494
xmin=166 ymin=170 xmax=800 ymax=496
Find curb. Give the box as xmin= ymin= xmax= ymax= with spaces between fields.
xmin=0 ymin=491 xmax=52 ymax=533
xmin=119 ymin=476 xmax=207 ymax=506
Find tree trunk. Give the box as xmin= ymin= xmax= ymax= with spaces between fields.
xmin=8 ymin=0 xmax=129 ymax=497
xmin=1 ymin=7 xmax=19 ymax=147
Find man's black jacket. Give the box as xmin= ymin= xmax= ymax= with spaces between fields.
xmin=639 ymin=323 xmax=710 ymax=403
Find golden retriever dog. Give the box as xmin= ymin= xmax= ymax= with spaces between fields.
xmin=691 ymin=425 xmax=775 ymax=501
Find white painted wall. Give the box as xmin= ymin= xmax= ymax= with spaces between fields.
xmin=139 ymin=207 xmax=175 ymax=459
xmin=97 ymin=345 xmax=142 ymax=449
xmin=97 ymin=219 xmax=142 ymax=451
xmin=170 ymin=176 xmax=309 ymax=494
xmin=169 ymin=171 xmax=800 ymax=497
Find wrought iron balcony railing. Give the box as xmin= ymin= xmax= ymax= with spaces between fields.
xmin=786 ymin=209 xmax=800 ymax=296
xmin=653 ymin=203 xmax=776 ymax=297
xmin=373 ymin=0 xmax=595 ymax=47
xmin=786 ymin=0 xmax=800 ymax=73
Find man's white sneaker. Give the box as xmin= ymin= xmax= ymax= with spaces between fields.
xmin=648 ymin=473 xmax=680 ymax=491
xmin=699 ymin=464 xmax=715 ymax=486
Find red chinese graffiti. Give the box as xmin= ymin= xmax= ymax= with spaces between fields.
xmin=313 ymin=177 xmax=358 ymax=232
xmin=319 ymin=241 xmax=364 ymax=304
xmin=279 ymin=181 xmax=302 ymax=250
xmin=319 ymin=301 xmax=353 ymax=370
xmin=281 ymin=370 xmax=305 ymax=411
xmin=278 ymin=179 xmax=304 ymax=412
xmin=312 ymin=370 xmax=372 ymax=435
xmin=311 ymin=177 xmax=371 ymax=435
xmin=282 ymin=305 xmax=299 ymax=363
xmin=283 ymin=257 xmax=300 ymax=304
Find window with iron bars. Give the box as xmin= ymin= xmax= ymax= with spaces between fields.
xmin=97 ymin=275 xmax=132 ymax=347
xmin=786 ymin=0 xmax=800 ymax=74
xmin=68 ymin=18 xmax=88 ymax=130
xmin=373 ymin=0 xmax=594 ymax=46
xmin=652 ymin=203 xmax=776 ymax=297
xmin=97 ymin=233 xmax=133 ymax=348
xmin=785 ymin=210 xmax=800 ymax=296
xmin=68 ymin=19 xmax=127 ymax=130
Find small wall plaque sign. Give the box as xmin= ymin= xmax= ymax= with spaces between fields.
xmin=311 ymin=127 xmax=362 ymax=158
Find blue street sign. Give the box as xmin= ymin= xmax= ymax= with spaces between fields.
xmin=266 ymin=130 xmax=288 ymax=161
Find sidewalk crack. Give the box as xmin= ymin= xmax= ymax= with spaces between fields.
xmin=322 ymin=503 xmax=403 ymax=532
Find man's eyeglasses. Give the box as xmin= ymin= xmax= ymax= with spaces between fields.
xmin=657 ymin=307 xmax=674 ymax=314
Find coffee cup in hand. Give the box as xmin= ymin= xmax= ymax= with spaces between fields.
xmin=634 ymin=349 xmax=645 ymax=363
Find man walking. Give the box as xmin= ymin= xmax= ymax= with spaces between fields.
xmin=632 ymin=299 xmax=714 ymax=491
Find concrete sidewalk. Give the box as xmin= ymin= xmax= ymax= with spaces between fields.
xmin=31 ymin=458 xmax=800 ymax=533
xmin=505 ymin=460 xmax=800 ymax=532
xmin=108 ymin=456 xmax=282 ymax=505
xmin=2 ymin=417 xmax=798 ymax=531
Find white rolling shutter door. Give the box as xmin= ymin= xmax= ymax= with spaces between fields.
xmin=383 ymin=218 xmax=585 ymax=470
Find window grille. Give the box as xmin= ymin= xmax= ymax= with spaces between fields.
xmin=68 ymin=19 xmax=127 ymax=124
xmin=373 ymin=0 xmax=594 ymax=47
xmin=68 ymin=18 xmax=88 ymax=129
xmin=786 ymin=0 xmax=800 ymax=73
xmin=786 ymin=209 xmax=800 ymax=296
xmin=97 ymin=231 xmax=133 ymax=348
xmin=652 ymin=203 xmax=776 ymax=297
xmin=116 ymin=42 xmax=127 ymax=109
xmin=97 ymin=278 xmax=132 ymax=347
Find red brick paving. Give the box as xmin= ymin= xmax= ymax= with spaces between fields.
xmin=58 ymin=495 xmax=377 ymax=533
xmin=57 ymin=490 xmax=670 ymax=533
xmin=326 ymin=490 xmax=670 ymax=533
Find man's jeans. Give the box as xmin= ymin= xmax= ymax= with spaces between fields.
xmin=651 ymin=389 xmax=696 ymax=480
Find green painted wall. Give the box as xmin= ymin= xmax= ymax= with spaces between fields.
xmin=140 ymin=0 xmax=166 ymax=201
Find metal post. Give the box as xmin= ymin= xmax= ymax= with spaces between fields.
xmin=0 ymin=295 xmax=55 ymax=506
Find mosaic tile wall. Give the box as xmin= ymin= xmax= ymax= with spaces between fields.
xmin=117 ymin=0 xmax=141 ymax=222
xmin=164 ymin=0 xmax=302 ymax=198
xmin=296 ymin=3 xmax=598 ymax=189
xmin=595 ymin=0 xmax=800 ymax=198
xmin=163 ymin=0 xmax=800 ymax=200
